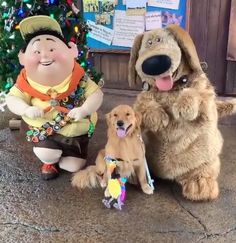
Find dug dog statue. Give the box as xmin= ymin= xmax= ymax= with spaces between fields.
xmin=6 ymin=16 xmax=103 ymax=180
xmin=129 ymin=25 xmax=236 ymax=201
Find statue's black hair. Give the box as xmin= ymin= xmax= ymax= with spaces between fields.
xmin=21 ymin=28 xmax=69 ymax=52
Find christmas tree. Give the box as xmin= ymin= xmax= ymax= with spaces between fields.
xmin=0 ymin=0 xmax=103 ymax=92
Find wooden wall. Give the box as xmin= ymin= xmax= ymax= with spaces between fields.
xmin=226 ymin=0 xmax=236 ymax=95
xmin=93 ymin=52 xmax=132 ymax=90
xmin=189 ymin=0 xmax=231 ymax=95
xmin=89 ymin=0 xmax=233 ymax=95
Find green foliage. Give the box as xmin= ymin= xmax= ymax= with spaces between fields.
xmin=0 ymin=0 xmax=103 ymax=91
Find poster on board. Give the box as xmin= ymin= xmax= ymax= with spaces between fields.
xmin=145 ymin=11 xmax=162 ymax=30
xmin=83 ymin=0 xmax=188 ymax=51
xmin=148 ymin=0 xmax=180 ymax=10
xmin=112 ymin=10 xmax=145 ymax=47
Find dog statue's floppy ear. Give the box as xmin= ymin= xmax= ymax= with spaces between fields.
xmin=166 ymin=25 xmax=203 ymax=73
xmin=128 ymin=33 xmax=144 ymax=87
xmin=135 ymin=111 xmax=142 ymax=129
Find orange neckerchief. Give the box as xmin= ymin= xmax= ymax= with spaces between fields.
xmin=15 ymin=62 xmax=85 ymax=101
xmin=15 ymin=62 xmax=85 ymax=114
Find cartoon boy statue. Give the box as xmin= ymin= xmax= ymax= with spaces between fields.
xmin=6 ymin=15 xmax=103 ymax=180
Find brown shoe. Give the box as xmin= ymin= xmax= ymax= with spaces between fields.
xmin=41 ymin=164 xmax=59 ymax=180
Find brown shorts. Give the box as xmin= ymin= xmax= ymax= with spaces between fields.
xmin=21 ymin=121 xmax=89 ymax=159
xmin=34 ymin=133 xmax=89 ymax=159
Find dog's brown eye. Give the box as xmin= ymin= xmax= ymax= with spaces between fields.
xmin=126 ymin=113 xmax=130 ymax=116
xmin=156 ymin=37 xmax=161 ymax=42
xmin=114 ymin=114 xmax=118 ymax=117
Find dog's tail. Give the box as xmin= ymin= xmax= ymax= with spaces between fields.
xmin=216 ymin=99 xmax=236 ymax=118
xmin=71 ymin=166 xmax=99 ymax=189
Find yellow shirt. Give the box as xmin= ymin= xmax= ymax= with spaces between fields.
xmin=9 ymin=75 xmax=99 ymax=137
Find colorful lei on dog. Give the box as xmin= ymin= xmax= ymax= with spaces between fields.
xmin=102 ymin=156 xmax=127 ymax=210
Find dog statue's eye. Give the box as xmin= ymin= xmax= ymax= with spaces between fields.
xmin=147 ymin=39 xmax=152 ymax=45
xmin=113 ymin=114 xmax=118 ymax=117
xmin=126 ymin=113 xmax=130 ymax=116
xmin=156 ymin=37 xmax=162 ymax=42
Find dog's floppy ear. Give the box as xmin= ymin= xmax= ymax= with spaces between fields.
xmin=128 ymin=33 xmax=144 ymax=87
xmin=105 ymin=112 xmax=112 ymax=127
xmin=166 ymin=25 xmax=203 ymax=73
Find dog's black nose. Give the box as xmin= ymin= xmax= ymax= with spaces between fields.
xmin=117 ymin=120 xmax=124 ymax=127
xmin=142 ymin=55 xmax=172 ymax=75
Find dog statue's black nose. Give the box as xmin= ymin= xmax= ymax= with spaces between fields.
xmin=117 ymin=120 xmax=124 ymax=127
xmin=142 ymin=55 xmax=172 ymax=75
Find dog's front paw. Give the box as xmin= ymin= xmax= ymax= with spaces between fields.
xmin=182 ymin=177 xmax=219 ymax=201
xmin=172 ymin=94 xmax=199 ymax=120
xmin=104 ymin=187 xmax=110 ymax=197
xmin=141 ymin=184 xmax=154 ymax=195
xmin=143 ymin=105 xmax=169 ymax=132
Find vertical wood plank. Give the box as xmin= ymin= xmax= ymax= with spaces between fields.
xmin=189 ymin=0 xmax=231 ymax=94
xmin=234 ymin=67 xmax=236 ymax=93
xmin=98 ymin=54 xmax=136 ymax=90
xmin=215 ymin=0 xmax=231 ymax=94
xmin=227 ymin=0 xmax=236 ymax=60
xmin=205 ymin=0 xmax=221 ymax=88
xmin=189 ymin=0 xmax=208 ymax=61
xmin=109 ymin=54 xmax=119 ymax=83
xmin=100 ymin=55 xmax=110 ymax=85
xmin=93 ymin=53 xmax=101 ymax=72
xmin=226 ymin=61 xmax=236 ymax=94
xmin=118 ymin=55 xmax=129 ymax=83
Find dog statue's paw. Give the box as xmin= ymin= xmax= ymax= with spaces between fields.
xmin=143 ymin=106 xmax=169 ymax=132
xmin=142 ymin=184 xmax=154 ymax=195
xmin=182 ymin=177 xmax=219 ymax=201
xmin=172 ymin=94 xmax=199 ymax=121
xmin=158 ymin=109 xmax=169 ymax=128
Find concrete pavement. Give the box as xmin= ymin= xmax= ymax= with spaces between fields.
xmin=0 ymin=89 xmax=236 ymax=243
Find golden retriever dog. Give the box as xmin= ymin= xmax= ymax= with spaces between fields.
xmin=128 ymin=25 xmax=236 ymax=201
xmin=72 ymin=105 xmax=154 ymax=195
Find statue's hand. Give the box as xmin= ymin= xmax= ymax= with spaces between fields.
xmin=67 ymin=107 xmax=87 ymax=121
xmin=24 ymin=106 xmax=44 ymax=119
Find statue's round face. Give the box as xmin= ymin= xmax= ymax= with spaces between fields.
xmin=19 ymin=35 xmax=78 ymax=86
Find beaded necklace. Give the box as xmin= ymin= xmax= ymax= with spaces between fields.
xmin=26 ymin=76 xmax=95 ymax=143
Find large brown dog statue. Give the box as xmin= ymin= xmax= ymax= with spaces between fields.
xmin=129 ymin=25 xmax=236 ymax=201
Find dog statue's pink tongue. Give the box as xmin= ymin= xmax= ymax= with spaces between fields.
xmin=117 ymin=128 xmax=126 ymax=138
xmin=155 ymin=76 xmax=173 ymax=91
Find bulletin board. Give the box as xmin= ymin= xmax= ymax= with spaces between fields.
xmin=83 ymin=0 xmax=190 ymax=52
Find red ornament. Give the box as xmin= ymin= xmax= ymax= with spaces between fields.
xmin=32 ymin=136 xmax=39 ymax=143
xmin=67 ymin=0 xmax=73 ymax=6
xmin=65 ymin=19 xmax=71 ymax=27
xmin=70 ymin=36 xmax=76 ymax=43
